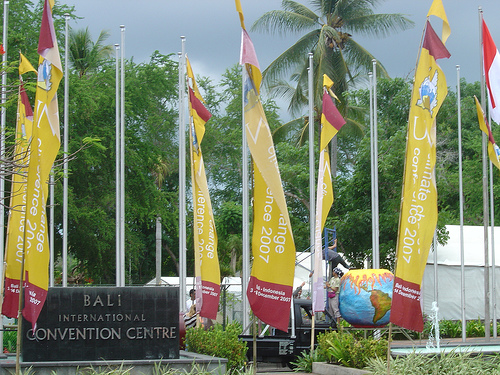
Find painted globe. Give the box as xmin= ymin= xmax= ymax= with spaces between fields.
xmin=339 ymin=269 xmax=394 ymax=328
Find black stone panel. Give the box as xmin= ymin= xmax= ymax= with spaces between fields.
xmin=22 ymin=286 xmax=179 ymax=362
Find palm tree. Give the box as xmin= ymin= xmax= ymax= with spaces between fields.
xmin=252 ymin=0 xmax=414 ymax=122
xmin=69 ymin=27 xmax=113 ymax=78
xmin=252 ymin=0 xmax=414 ymax=179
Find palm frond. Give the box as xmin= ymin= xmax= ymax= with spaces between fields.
xmin=262 ymin=29 xmax=320 ymax=89
xmin=334 ymin=0 xmax=375 ymax=19
xmin=281 ymin=0 xmax=320 ymax=19
xmin=265 ymin=79 xmax=297 ymax=103
xmin=345 ymin=104 xmax=368 ymax=136
xmin=251 ymin=8 xmax=318 ymax=36
xmin=297 ymin=117 xmax=312 ymax=146
xmin=69 ymin=27 xmax=112 ymax=77
xmin=94 ymin=30 xmax=113 ymax=59
xmin=288 ymin=61 xmax=311 ymax=116
xmin=272 ymin=116 xmax=306 ymax=144
xmin=343 ymin=38 xmax=389 ymax=78
xmin=346 ymin=13 xmax=414 ymax=37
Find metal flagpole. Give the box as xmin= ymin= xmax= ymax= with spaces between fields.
xmin=242 ymin=54 xmax=250 ymax=332
xmin=372 ymin=59 xmax=379 ymax=269
xmin=307 ymin=52 xmax=316 ymax=348
xmin=488 ymin=98 xmax=497 ymax=338
xmin=457 ymin=65 xmax=466 ymax=342
xmin=308 ymin=53 xmax=314 ymax=274
xmin=433 ymin=235 xmax=438 ymax=302
xmin=490 ymin=138 xmax=496 ymax=338
xmin=178 ymin=37 xmax=187 ymax=313
xmin=369 ymin=71 xmax=375 ymax=268
xmin=49 ymin=173 xmax=54 ymax=282
xmin=0 ymin=0 xmax=8 ymax=288
xmin=479 ymin=7 xmax=491 ymax=341
xmin=0 ymin=1 xmax=8 ymax=348
xmin=61 ymin=12 xmax=70 ymax=288
xmin=115 ymin=43 xmax=121 ymax=287
xmin=156 ymin=216 xmax=161 ymax=285
xmin=120 ymin=25 xmax=125 ymax=286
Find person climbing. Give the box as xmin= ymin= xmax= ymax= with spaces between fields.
xmin=323 ymin=238 xmax=350 ymax=277
xmin=293 ymin=281 xmax=306 ymax=298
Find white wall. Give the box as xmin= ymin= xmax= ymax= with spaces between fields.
xmin=422 ymin=225 xmax=500 ymax=321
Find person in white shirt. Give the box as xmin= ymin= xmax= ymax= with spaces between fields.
xmin=185 ymin=289 xmax=195 ymax=312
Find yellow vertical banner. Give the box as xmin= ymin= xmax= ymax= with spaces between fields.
xmin=475 ymin=96 xmax=500 ymax=171
xmin=312 ymin=75 xmax=345 ymax=313
xmin=390 ymin=0 xmax=450 ymax=332
xmin=187 ymin=58 xmax=220 ymax=320
xmin=2 ymin=54 xmax=36 ymax=318
xmin=23 ymin=0 xmax=62 ymax=328
xmin=237 ymin=20 xmax=296 ymax=331
xmin=249 ymin=162 xmax=295 ymax=332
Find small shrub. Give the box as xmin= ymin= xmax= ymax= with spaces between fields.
xmin=290 ymin=349 xmax=326 ymax=373
xmin=185 ymin=322 xmax=247 ymax=374
xmin=439 ymin=319 xmax=461 ymax=338
xmin=3 ymin=330 xmax=16 ymax=353
xmin=466 ymin=318 xmax=485 ymax=337
xmin=317 ymin=331 xmax=387 ymax=369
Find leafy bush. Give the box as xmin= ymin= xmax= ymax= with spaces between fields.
xmin=466 ymin=318 xmax=485 ymax=337
xmin=185 ymin=322 xmax=247 ymax=373
xmin=3 ymin=330 xmax=16 ymax=353
xmin=439 ymin=319 xmax=462 ymax=338
xmin=290 ymin=349 xmax=326 ymax=372
xmin=400 ymin=318 xmax=487 ymax=340
xmin=317 ymin=331 xmax=387 ymax=369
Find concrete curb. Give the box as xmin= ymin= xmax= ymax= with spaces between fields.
xmin=312 ymin=362 xmax=371 ymax=375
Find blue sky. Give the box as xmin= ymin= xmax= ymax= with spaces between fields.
xmin=64 ymin=0 xmax=499 ymax=91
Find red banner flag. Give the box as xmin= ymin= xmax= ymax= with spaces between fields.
xmin=187 ymin=57 xmax=221 ymax=320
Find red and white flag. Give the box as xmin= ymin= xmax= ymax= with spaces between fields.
xmin=483 ymin=19 xmax=500 ymax=124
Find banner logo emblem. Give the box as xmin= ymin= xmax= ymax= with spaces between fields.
xmin=37 ymin=60 xmax=53 ymax=91
xmin=416 ymin=70 xmax=439 ymax=115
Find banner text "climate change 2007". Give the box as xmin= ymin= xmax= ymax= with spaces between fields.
xmin=257 ymin=187 xmax=289 ymax=264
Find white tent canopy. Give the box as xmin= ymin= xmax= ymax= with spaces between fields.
xmin=422 ymin=225 xmax=500 ymax=320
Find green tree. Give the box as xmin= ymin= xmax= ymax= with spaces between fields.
xmin=57 ymin=52 xmax=180 ymax=283
xmin=69 ymin=27 xmax=113 ymax=77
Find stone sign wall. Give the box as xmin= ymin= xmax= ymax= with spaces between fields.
xmin=22 ymin=286 xmax=179 ymax=362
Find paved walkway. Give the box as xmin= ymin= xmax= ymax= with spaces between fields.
xmin=254 ymin=363 xmax=310 ymax=374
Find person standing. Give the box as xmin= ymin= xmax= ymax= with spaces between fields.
xmin=184 ymin=303 xmax=198 ymax=329
xmin=326 ymin=267 xmax=344 ymax=326
xmin=186 ymin=289 xmax=195 ymax=312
